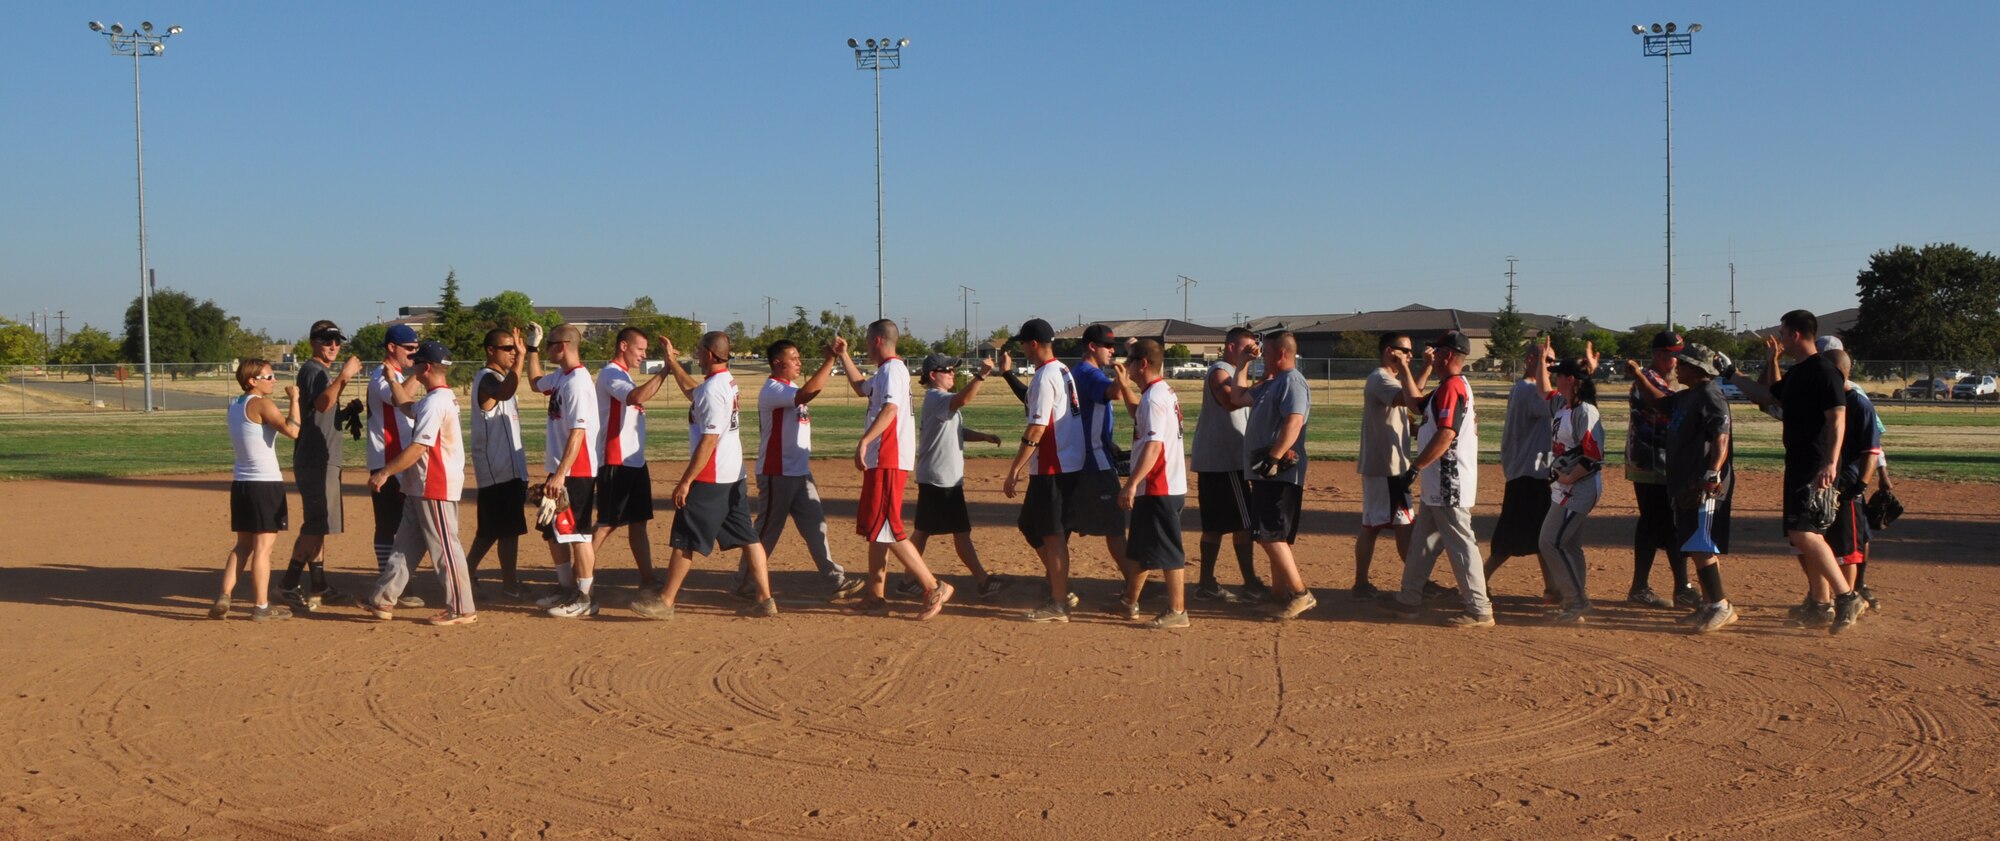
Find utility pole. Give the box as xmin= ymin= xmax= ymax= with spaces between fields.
xmin=1175 ymin=275 xmax=1198 ymax=322
xmin=958 ymin=285 xmax=975 ymax=357
xmin=55 ymin=311 xmax=68 ymax=347
xmin=1505 ymin=256 xmax=1519 ymax=309
xmin=1728 ymin=261 xmax=1739 ymax=333
xmin=762 ymin=295 xmax=777 ymax=331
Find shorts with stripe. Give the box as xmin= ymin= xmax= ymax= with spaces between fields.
xmin=1828 ymin=494 xmax=1869 ymax=564
xmin=230 ymin=480 xmax=289 ymax=534
xmin=295 ymin=464 xmax=342 ymax=536
xmin=539 ymin=476 xmax=596 ymax=543
xmin=1360 ymin=472 xmax=1415 ymax=530
xmin=854 ymin=468 xmax=909 ymax=544
xmin=669 ymin=479 xmax=758 ymax=556
xmin=367 ymin=496 xmax=475 ymax=616
xmin=475 ymin=478 xmax=529 ymax=539
xmin=595 ymin=464 xmax=655 ymax=528
xmin=1196 ymin=470 xmax=1252 ymax=534
xmin=1017 ymin=472 xmax=1078 ymax=549
xmin=915 ymin=482 xmax=973 ymax=535
xmin=1127 ymin=494 xmax=1186 ymax=571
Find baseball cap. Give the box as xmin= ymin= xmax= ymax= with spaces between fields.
xmin=1672 ymin=343 xmax=1723 ymax=377
xmin=547 ymin=324 xmax=583 ymax=346
xmin=385 ymin=323 xmax=420 ymax=346
xmin=307 ymin=320 xmax=346 ymax=343
xmin=410 ymin=341 xmax=453 ymax=367
xmin=1815 ymin=335 xmax=1844 ymax=352
xmin=1428 ymin=330 xmax=1471 ymax=355
xmin=920 ymin=352 xmax=957 ymax=374
xmin=1651 ymin=330 xmax=1686 ymax=352
xmin=1549 ymin=357 xmax=1593 ymax=379
xmin=1010 ymin=318 xmax=1055 ymax=344
xmin=1081 ymin=324 xmax=1118 ymax=347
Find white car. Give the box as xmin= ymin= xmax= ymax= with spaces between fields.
xmin=1952 ymin=375 xmax=1997 ymax=400
xmin=1169 ymin=362 xmax=1208 ymax=379
xmin=1942 ymin=367 xmax=1975 ymax=383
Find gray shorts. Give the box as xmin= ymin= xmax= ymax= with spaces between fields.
xmin=1070 ymin=469 xmax=1128 ymax=537
xmin=295 ymin=463 xmax=342 ymax=536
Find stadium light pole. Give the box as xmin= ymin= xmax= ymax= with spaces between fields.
xmin=958 ymin=285 xmax=975 ymax=358
xmin=1632 ymin=21 xmax=1700 ymax=331
xmin=89 ymin=19 xmax=184 ymax=412
xmin=848 ymin=37 xmax=908 ymax=322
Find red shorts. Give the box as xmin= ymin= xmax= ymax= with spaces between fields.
xmin=855 ymin=468 xmax=908 ymax=544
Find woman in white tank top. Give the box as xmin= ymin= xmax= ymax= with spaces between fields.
xmin=214 ymin=359 xmax=303 ymax=622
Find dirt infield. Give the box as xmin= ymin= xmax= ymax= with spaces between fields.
xmin=3 ymin=461 xmax=1997 ymax=838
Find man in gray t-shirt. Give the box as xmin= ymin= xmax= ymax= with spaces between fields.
xmin=1188 ymin=328 xmax=1267 ymax=602
xmin=1353 ymin=332 xmax=1419 ymax=598
xmin=1215 ymin=330 xmax=1314 ymax=620
xmin=908 ymin=354 xmax=1009 ymax=597
xmin=1485 ymin=340 xmax=1559 ymax=587
xmin=280 ymin=319 xmax=363 ymax=609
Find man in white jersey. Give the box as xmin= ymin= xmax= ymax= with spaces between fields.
xmin=739 ymin=339 xmax=859 ymax=600
xmin=466 ymin=326 xmax=531 ymax=600
xmin=1003 ymin=318 xmax=1087 ymax=623
xmin=595 ymin=326 xmax=685 ymax=594
xmin=828 ymin=322 xmax=954 ymax=619
xmin=527 ymin=323 xmax=604 ymax=618
xmin=366 ymin=323 xmax=426 ymax=609
xmin=1112 ymin=340 xmax=1192 ymax=629
xmin=364 ymin=342 xmax=477 ymax=625
xmin=631 ymin=332 xmax=781 ymax=620
xmin=910 ymin=353 xmax=1007 ymax=597
xmin=1189 ymin=327 xmax=1270 ymax=603
xmin=1383 ymin=330 xmax=1496 ymax=627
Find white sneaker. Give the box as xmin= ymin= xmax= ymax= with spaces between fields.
xmin=535 ymin=587 xmax=573 ymax=609
xmin=546 ymin=592 xmax=598 ymax=618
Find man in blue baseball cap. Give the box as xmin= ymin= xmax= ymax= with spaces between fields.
xmin=364 ymin=322 xmax=427 ymax=610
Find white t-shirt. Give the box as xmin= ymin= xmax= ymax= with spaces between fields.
xmin=1417 ymin=374 xmax=1479 ymax=508
xmin=403 ymin=385 xmax=465 ymax=502
xmin=470 ymin=367 xmax=526 ymax=488
xmin=1132 ymin=379 xmax=1187 ymax=497
xmin=597 ymin=361 xmax=647 ymax=468
xmin=365 ymin=364 xmax=413 ymax=471
xmin=860 ymin=357 xmax=916 ymax=472
xmin=1025 ymin=359 xmax=1085 ymax=475
xmin=757 ymin=377 xmax=813 ymax=477
xmin=536 ymin=365 xmax=600 ymax=479
xmin=688 ymin=369 xmax=744 ymax=484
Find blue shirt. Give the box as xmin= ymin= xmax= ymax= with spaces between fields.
xmin=1072 ymin=361 xmax=1118 ymax=472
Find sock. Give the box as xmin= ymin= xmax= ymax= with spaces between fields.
xmin=1234 ymin=538 xmax=1260 ymax=585
xmin=281 ymin=559 xmax=306 ymax=590
xmin=1668 ymin=551 xmax=1690 ymax=592
xmin=555 ymin=561 xmax=576 ymax=588
xmin=255 ymin=602 xmax=269 ymax=610
xmin=1835 ymin=589 xmax=1858 ymax=604
xmin=577 ymin=577 xmax=594 ymax=596
xmin=1630 ymin=537 xmax=1656 ymax=593
xmin=1197 ymin=537 xmax=1221 ymax=585
xmin=1696 ymin=564 xmax=1726 ymax=604
xmin=1852 ymin=561 xmax=1868 ymax=589
xmin=308 ymin=561 xmax=328 ymax=590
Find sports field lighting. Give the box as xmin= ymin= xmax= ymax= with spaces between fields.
xmin=848 ymin=34 xmax=910 ymax=321
xmin=1633 ymin=20 xmax=1701 ymax=331
xmin=88 ymin=16 xmax=184 ymax=412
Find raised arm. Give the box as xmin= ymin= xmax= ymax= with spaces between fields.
xmin=950 ymin=358 xmax=997 ymax=412
xmin=830 ymin=336 xmax=867 ymax=397
xmin=1214 ymin=360 xmax=1256 ymax=410
xmin=796 ymin=349 xmax=839 ymax=405
xmin=997 ymin=350 xmax=1029 ymax=403
xmin=255 ymin=388 xmax=303 ymax=441
xmin=655 ymin=335 xmax=699 ymax=399
xmin=315 ymin=356 xmax=364 ymax=414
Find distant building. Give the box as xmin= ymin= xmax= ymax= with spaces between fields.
xmin=1052 ymin=319 xmax=1231 ymax=359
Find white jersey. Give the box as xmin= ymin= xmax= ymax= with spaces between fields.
xmin=860 ymin=357 xmax=916 ymax=472
xmin=470 ymin=367 xmax=526 ymax=488
xmin=535 ymin=365 xmax=600 ymax=479
xmin=365 ymin=364 xmax=413 ymax=470
xmin=688 ymin=368 xmax=744 ymax=484
xmin=403 ymin=385 xmax=465 ymax=502
xmin=1417 ymin=374 xmax=1479 ymax=508
xmin=1025 ymin=359 xmax=1085 ymax=475
xmin=597 ymin=361 xmax=648 ymax=468
xmin=1132 ymin=379 xmax=1187 ymax=497
xmin=229 ymin=394 xmax=283 ymax=482
xmin=757 ymin=377 xmax=813 ymax=477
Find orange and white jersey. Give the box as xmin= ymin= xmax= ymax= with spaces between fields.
xmin=859 ymin=357 xmax=915 ymax=472
xmin=365 ymin=364 xmax=413 ymax=470
xmin=535 ymin=365 xmax=600 ymax=479
xmin=1026 ymin=359 xmax=1085 ymax=475
xmin=1133 ymin=379 xmax=1187 ymax=497
xmin=688 ymin=369 xmax=743 ymax=484
xmin=757 ymin=377 xmax=813 ymax=476
xmin=597 ymin=361 xmax=647 ymax=468
xmin=403 ymin=385 xmax=465 ymax=501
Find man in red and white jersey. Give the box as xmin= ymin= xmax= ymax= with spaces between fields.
xmin=744 ymin=339 xmax=863 ymax=600
xmin=364 ymin=342 xmax=477 ymax=626
xmin=827 ymin=321 xmax=953 ymax=620
xmin=1114 ymin=340 xmax=1191 ymax=629
xmin=527 ymin=324 xmax=603 ymax=618
xmin=366 ymin=323 xmax=424 ymax=609
xmin=631 ymin=332 xmax=779 ymax=620
xmin=1001 ymin=318 xmax=1086 ymax=623
xmin=594 ymin=326 xmax=687 ymax=594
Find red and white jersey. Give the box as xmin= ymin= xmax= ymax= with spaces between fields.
xmin=687 ymin=369 xmax=744 ymax=484
xmin=535 ymin=365 xmax=600 ymax=479
xmin=1417 ymin=374 xmax=1479 ymax=508
xmin=860 ymin=357 xmax=916 ymax=472
xmin=1133 ymin=379 xmax=1187 ymax=497
xmin=365 ymin=364 xmax=413 ymax=470
xmin=597 ymin=361 xmax=647 ymax=468
xmin=1026 ymin=359 xmax=1085 ymax=475
xmin=757 ymin=377 xmax=813 ymax=476
xmin=403 ymin=384 xmax=465 ymax=501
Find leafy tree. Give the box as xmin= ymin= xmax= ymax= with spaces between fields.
xmin=122 ymin=289 xmax=231 ymax=377
xmin=1332 ymin=330 xmax=1378 ymax=359
xmin=896 ymin=332 xmax=929 ymax=360
xmin=1581 ymin=327 xmax=1620 ymax=359
xmin=724 ymin=320 xmax=752 ymax=351
xmin=1846 ymin=243 xmax=2000 ymax=361
xmin=472 ymin=290 xmax=539 ymax=331
xmin=1486 ymin=304 xmax=1527 ymax=369
xmin=0 ymin=318 xmax=49 ymax=366
xmin=1682 ymin=323 xmax=1742 ymax=362
xmin=1165 ymin=343 xmax=1192 ymax=362
xmin=428 ymin=270 xmax=483 ymax=361
xmin=226 ymin=320 xmax=277 ymax=362
xmin=1544 ymin=321 xmax=1582 ymax=359
xmin=349 ymin=323 xmax=389 ymax=363
xmin=54 ymin=325 xmax=120 ymax=371
xmin=589 ymin=296 xmax=701 ymax=361
xmin=187 ymin=299 xmax=233 ymax=366
xmin=931 ymin=328 xmax=973 ymax=358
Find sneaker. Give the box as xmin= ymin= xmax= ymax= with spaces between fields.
xmin=1145 ymin=610 xmax=1190 ymax=629
xmin=1787 ymin=600 xmax=1834 ymax=628
xmin=360 ymin=601 xmax=394 ymax=621
xmin=1271 ymin=591 xmax=1318 ymax=621
xmin=535 ymin=587 xmax=573 ymax=609
xmin=1379 ymin=594 xmax=1420 ymax=617
xmin=278 ymin=585 xmax=310 ymax=606
xmin=313 ymin=585 xmax=351 ymax=605
xmin=1241 ymin=580 xmax=1274 ymax=603
xmin=1063 ymin=591 xmax=1080 ymax=610
xmin=500 ymin=583 xmax=535 ymax=602
xmin=742 ymin=597 xmax=780 ymax=619
xmin=630 ymin=595 xmax=675 ymax=621
xmin=895 ymin=577 xmax=924 ymax=598
xmin=1830 ymin=592 xmax=1863 ymax=635
xmin=1676 ymin=605 xmax=1711 ymax=626
xmin=428 ymin=611 xmax=478 ymax=626
xmin=1445 ymin=612 xmax=1496 ymax=628
xmin=1106 ymin=597 xmax=1142 ymax=621
xmin=831 ymin=575 xmax=868 ymax=600
xmin=1023 ymin=600 xmax=1071 ymax=623
xmin=1626 ymin=589 xmax=1672 ymax=609
xmin=250 ymin=604 xmax=293 ymax=623
xmin=546 ymin=592 xmax=598 ymax=618
xmin=918 ymin=581 xmax=955 ymax=621
xmin=1192 ymin=581 xmax=1230 ymax=601
xmin=1673 ymin=585 xmax=1702 ymax=609
xmin=396 ymin=595 xmax=426 ymax=609
xmin=1350 ymin=581 xmax=1381 ymax=600
xmin=1422 ymin=581 xmax=1459 ymax=601
xmin=843 ymin=597 xmax=890 ymax=617
xmin=1694 ymin=601 xmax=1738 ymax=634
xmin=207 ymin=597 xmax=231 ymax=620
xmin=1550 ymin=605 xmax=1590 ymax=624
xmin=730 ymin=579 xmax=759 ymax=601
xmin=976 ymin=575 xmax=1014 ymax=599
xmin=1857 ymin=585 xmax=1880 ymax=610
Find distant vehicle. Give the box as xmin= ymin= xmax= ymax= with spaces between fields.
xmin=1941 ymin=367 xmax=1975 ymax=383
xmin=1719 ymin=381 xmax=1746 ymax=401
xmin=1893 ymin=378 xmax=1950 ymax=400
xmin=1952 ymin=375 xmax=1997 ymax=400
xmin=1013 ymin=365 xmax=1033 ymax=377
xmin=1169 ymin=361 xmax=1208 ymax=380
xmin=1594 ymin=359 xmax=1617 ymax=382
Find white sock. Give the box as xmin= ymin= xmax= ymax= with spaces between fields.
xmin=577 ymin=577 xmax=594 ymax=596
xmin=555 ymin=561 xmax=575 ymax=588
xmin=255 ymin=603 xmax=269 ymax=610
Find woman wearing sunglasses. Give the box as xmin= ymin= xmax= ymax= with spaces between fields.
xmin=213 ymin=358 xmax=304 ymax=621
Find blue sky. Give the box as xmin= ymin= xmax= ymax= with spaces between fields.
xmin=4 ymin=1 xmax=1996 ymax=343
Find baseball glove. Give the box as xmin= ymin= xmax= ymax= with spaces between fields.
xmin=1249 ymin=447 xmax=1299 ymax=480
xmin=1865 ymin=487 xmax=1904 ymax=531
xmin=1797 ymin=484 xmax=1839 ymax=533
xmin=336 ymin=398 xmax=366 ymax=440
xmin=529 ymin=482 xmax=570 ymax=527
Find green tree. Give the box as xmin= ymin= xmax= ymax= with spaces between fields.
xmin=896 ymin=332 xmax=929 ymax=360
xmin=429 ymin=270 xmax=483 ymax=361
xmin=1332 ymin=330 xmax=1378 ymax=359
xmin=931 ymin=327 xmax=973 ymax=358
xmin=349 ymin=323 xmax=389 ymax=362
xmin=1683 ymin=323 xmax=1742 ymax=361
xmin=1581 ymin=327 xmax=1620 ymax=359
xmin=54 ymin=325 xmax=121 ymax=372
xmin=472 ymin=290 xmax=539 ymax=331
xmin=226 ymin=320 xmax=276 ymax=361
xmin=1846 ymin=243 xmax=2000 ymax=361
xmin=1545 ymin=321 xmax=1582 ymax=359
xmin=1165 ymin=343 xmax=1192 ymax=363
xmin=599 ymin=296 xmax=701 ymax=361
xmin=122 ymin=289 xmax=232 ymax=377
xmin=1486 ymin=304 xmax=1527 ymax=369
xmin=0 ymin=318 xmax=50 ymax=366
xmin=724 ymin=320 xmax=752 ymax=351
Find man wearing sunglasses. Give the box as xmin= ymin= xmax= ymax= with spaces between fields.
xmin=365 ymin=323 xmax=427 ymax=610
xmin=279 ymin=319 xmax=364 ymax=610
xmin=466 ymin=326 xmax=532 ymax=599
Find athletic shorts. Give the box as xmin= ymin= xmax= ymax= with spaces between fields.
xmin=1489 ymin=476 xmax=1550 ymax=557
xmin=915 ymin=482 xmax=972 ymax=535
xmin=1361 ymin=472 xmax=1415 ymax=530
xmin=1196 ymin=470 xmax=1252 ymax=534
xmin=853 ymin=468 xmax=909 ymax=544
xmin=1672 ymin=497 xmax=1732 ymax=556
xmin=1780 ymin=478 xmax=1837 ymax=535
xmin=1247 ymin=480 xmax=1303 ymax=544
xmin=1828 ymin=494 xmax=1869 ymax=564
xmin=230 ymin=480 xmax=289 ymax=534
xmin=539 ymin=475 xmax=596 ymax=543
xmin=595 ymin=464 xmax=655 ymax=528
xmin=1070 ymin=469 xmax=1128 ymax=536
xmin=295 ymin=463 xmax=343 ymax=536
xmin=1017 ymin=472 xmax=1078 ymax=549
xmin=669 ymin=479 xmax=758 ymax=556
xmin=475 ymin=479 xmax=529 ymax=539
xmin=372 ymin=474 xmax=404 ymax=539
xmin=1127 ymin=494 xmax=1186 ymax=571
xmin=1632 ymin=481 xmax=1679 ymax=549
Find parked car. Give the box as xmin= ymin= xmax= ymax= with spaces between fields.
xmin=1719 ymin=381 xmax=1746 ymax=401
xmin=1169 ymin=361 xmax=1208 ymax=380
xmin=1893 ymin=378 xmax=1950 ymax=400
xmin=1952 ymin=375 xmax=1998 ymax=400
xmin=1941 ymin=367 xmax=1975 ymax=383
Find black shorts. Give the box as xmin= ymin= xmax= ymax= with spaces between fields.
xmin=1196 ymin=471 xmax=1252 ymax=534
xmin=295 ymin=463 xmax=343 ymax=536
xmin=1017 ymin=473 xmax=1078 ymax=549
xmin=1490 ymin=476 xmax=1551 ymax=557
xmin=915 ymin=483 xmax=972 ymax=535
xmin=1828 ymin=494 xmax=1869 ymax=564
xmin=1071 ymin=469 xmax=1128 ymax=537
xmin=371 ymin=474 xmax=403 ymax=540
xmin=539 ymin=475 xmax=597 ymax=542
xmin=1247 ymin=480 xmax=1302 ymax=544
xmin=1672 ymin=496 xmax=1732 ymax=556
xmin=595 ymin=464 xmax=655 ymax=528
xmin=1781 ymin=477 xmax=1838 ymax=535
xmin=668 ymin=479 xmax=758 ymax=556
xmin=1127 ymin=495 xmax=1186 ymax=571
xmin=476 ymin=479 xmax=529 ymax=539
xmin=1632 ymin=481 xmax=1679 ymax=550
xmin=230 ymin=480 xmax=289 ymax=534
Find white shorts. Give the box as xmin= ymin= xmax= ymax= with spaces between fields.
xmin=1361 ymin=474 xmax=1414 ymax=530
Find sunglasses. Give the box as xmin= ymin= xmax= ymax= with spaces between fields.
xmin=1544 ymin=357 xmax=1559 ymax=364
xmin=312 ymin=337 xmax=344 ymax=345
xmin=1390 ymin=346 xmax=1413 ymax=355
xmin=489 ymin=344 xmax=519 ymax=352
xmin=251 ymin=374 xmax=276 ymax=381
xmin=395 ymin=343 xmax=419 ymax=351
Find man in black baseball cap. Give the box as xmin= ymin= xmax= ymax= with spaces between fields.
xmin=279 ymin=318 xmax=364 ymax=611
xmin=1622 ymin=328 xmax=1694 ymax=610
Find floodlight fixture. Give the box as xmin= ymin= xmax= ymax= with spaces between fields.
xmin=866 ymin=38 xmax=876 ymax=47
xmin=167 ymin=24 xmax=182 ymax=35
xmin=141 ymin=21 xmax=153 ymax=32
xmin=848 ymin=38 xmax=858 ymax=47
xmin=110 ymin=22 xmax=123 ymax=34
xmin=1651 ymin=23 xmax=1662 ymax=33
xmin=1629 ymin=20 xmax=1704 ymax=330
xmin=1688 ymin=23 xmax=1701 ymax=33
xmin=898 ymin=38 xmax=909 ymax=47
xmin=89 ymin=20 xmax=104 ymax=31
xmin=846 ymin=33 xmax=911 ymax=321
xmin=1665 ymin=22 xmax=1677 ymax=33
xmin=1632 ymin=24 xmax=1644 ymax=34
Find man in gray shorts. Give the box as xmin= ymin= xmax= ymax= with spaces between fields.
xmin=280 ymin=319 xmax=363 ymax=610
xmin=746 ymin=339 xmax=863 ymax=600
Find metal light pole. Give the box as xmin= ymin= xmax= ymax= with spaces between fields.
xmin=89 ymin=19 xmax=183 ymax=412
xmin=958 ymin=285 xmax=975 ymax=358
xmin=1632 ymin=21 xmax=1700 ymax=331
xmin=1175 ymin=275 xmax=1198 ymax=322
xmin=848 ymin=37 xmax=908 ymax=322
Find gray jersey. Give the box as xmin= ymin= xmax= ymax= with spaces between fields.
xmin=914 ymin=387 xmax=965 ymax=487
xmin=1244 ymin=367 xmax=1310 ymax=485
xmin=1498 ymin=379 xmax=1555 ymax=481
xmin=1190 ymin=360 xmax=1248 ymax=472
xmin=1356 ymin=368 xmax=1410 ymax=477
xmin=292 ymin=359 xmax=341 ymax=470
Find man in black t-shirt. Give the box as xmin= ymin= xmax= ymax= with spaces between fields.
xmin=1659 ymin=344 xmax=1736 ymax=633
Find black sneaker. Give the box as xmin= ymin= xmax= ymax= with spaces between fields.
xmin=1626 ymin=589 xmax=1672 ymax=609
xmin=894 ymin=577 xmax=924 ymax=598
xmin=1240 ymin=580 xmax=1273 ymax=603
xmin=1857 ymin=585 xmax=1880 ymax=610
xmin=1673 ymin=586 xmax=1701 ymax=609
xmin=1379 ymin=593 xmax=1420 ymax=617
xmin=1830 ymin=592 xmax=1863 ymax=635
xmin=1192 ymin=581 xmax=1231 ymax=602
xmin=313 ymin=585 xmax=351 ymax=605
xmin=1421 ymin=581 xmax=1459 ymax=601
xmin=1350 ymin=581 xmax=1381 ymax=600
xmin=1787 ymin=599 xmax=1834 ymax=628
